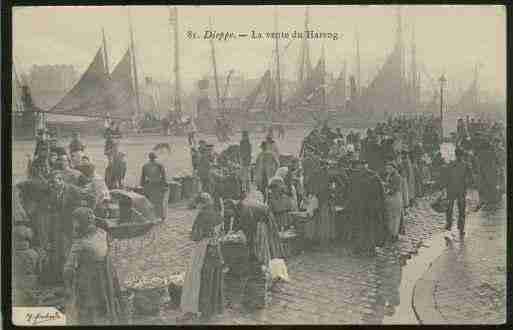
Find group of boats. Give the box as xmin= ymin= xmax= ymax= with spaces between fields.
xmin=12 ymin=6 xmax=487 ymax=139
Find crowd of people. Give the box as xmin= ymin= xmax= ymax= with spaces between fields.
xmin=14 ymin=128 xmax=126 ymax=324
xmin=12 ymin=112 xmax=505 ymax=324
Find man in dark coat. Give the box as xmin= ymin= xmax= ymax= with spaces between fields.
xmin=345 ymin=160 xmax=386 ymax=256
xmin=198 ymin=144 xmax=213 ymax=195
xmin=443 ymin=148 xmax=473 ymax=239
xmin=140 ymin=152 xmax=168 ymax=221
xmin=239 ymin=131 xmax=252 ymax=193
xmin=41 ymin=171 xmax=83 ymax=284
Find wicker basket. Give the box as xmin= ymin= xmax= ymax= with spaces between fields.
xmin=96 ymin=217 xmax=158 ymax=240
xmin=132 ymin=286 xmax=167 ymax=316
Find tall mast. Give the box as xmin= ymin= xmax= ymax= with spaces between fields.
xmin=342 ymin=59 xmax=347 ymax=102
xmin=321 ymin=43 xmax=326 ymax=112
xmin=169 ymin=6 xmax=182 ymax=115
xmin=473 ymin=62 xmax=480 ymax=107
xmin=274 ymin=6 xmax=282 ymax=118
xmin=410 ymin=23 xmax=417 ymax=107
xmin=355 ymin=29 xmax=361 ymax=97
xmin=128 ymin=9 xmax=142 ymax=118
xmin=209 ymin=17 xmax=221 ymax=114
xmin=102 ymin=27 xmax=109 ymax=74
xmin=396 ymin=7 xmax=404 ymax=79
xmin=298 ymin=6 xmax=311 ymax=83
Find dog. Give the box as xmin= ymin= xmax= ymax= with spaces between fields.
xmin=153 ymin=143 xmax=172 ymax=154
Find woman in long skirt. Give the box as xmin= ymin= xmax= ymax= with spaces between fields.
xmin=181 ymin=193 xmax=224 ymax=322
xmin=63 ymin=208 xmax=126 ymax=325
xmin=383 ymin=163 xmax=403 ymax=242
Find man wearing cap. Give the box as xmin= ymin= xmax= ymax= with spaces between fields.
xmin=42 ymin=171 xmax=83 ymax=284
xmin=442 ymin=148 xmax=473 ymax=239
xmin=140 ymin=152 xmax=168 ymax=221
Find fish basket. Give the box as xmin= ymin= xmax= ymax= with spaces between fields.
xmin=96 ymin=217 xmax=158 ymax=240
xmin=120 ymin=290 xmax=134 ymax=324
xmin=131 ymin=286 xmax=168 ymax=316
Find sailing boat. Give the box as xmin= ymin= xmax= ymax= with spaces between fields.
xmin=12 ymin=63 xmax=40 ymax=139
xmin=357 ymin=7 xmax=414 ymax=116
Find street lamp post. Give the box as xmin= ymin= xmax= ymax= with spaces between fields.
xmin=439 ymin=74 xmax=447 ymax=141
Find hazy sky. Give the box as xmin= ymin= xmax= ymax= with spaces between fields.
xmin=13 ymin=5 xmax=506 ymax=100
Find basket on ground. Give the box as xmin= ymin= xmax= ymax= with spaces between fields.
xmin=96 ymin=190 xmax=159 ymax=240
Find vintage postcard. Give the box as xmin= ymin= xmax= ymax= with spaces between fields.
xmin=9 ymin=4 xmax=506 ymax=326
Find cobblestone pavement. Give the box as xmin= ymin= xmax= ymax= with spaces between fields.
xmin=15 ymin=135 xmax=472 ymax=325
xmin=414 ymin=197 xmax=507 ymax=324
xmin=115 ymin=191 xmax=476 ymax=325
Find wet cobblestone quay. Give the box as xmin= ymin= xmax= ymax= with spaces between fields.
xmin=115 ymin=191 xmax=471 ymax=325
xmin=419 ymin=199 xmax=507 ymax=324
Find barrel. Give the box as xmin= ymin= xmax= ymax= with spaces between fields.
xmin=168 ymin=181 xmax=182 ymax=204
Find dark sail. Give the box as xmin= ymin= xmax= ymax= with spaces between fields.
xmin=105 ymin=49 xmax=137 ymax=119
xmin=48 ymin=47 xmax=115 ymax=118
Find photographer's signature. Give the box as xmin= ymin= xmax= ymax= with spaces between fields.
xmin=25 ymin=311 xmax=63 ymax=325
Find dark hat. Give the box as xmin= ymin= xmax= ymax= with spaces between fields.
xmin=149 ymin=151 xmax=157 ymax=160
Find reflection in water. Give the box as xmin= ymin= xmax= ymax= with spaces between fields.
xmin=363 ymin=244 xmax=403 ymax=324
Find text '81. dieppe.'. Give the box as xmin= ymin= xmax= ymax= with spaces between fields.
xmin=186 ymin=30 xmax=341 ymax=41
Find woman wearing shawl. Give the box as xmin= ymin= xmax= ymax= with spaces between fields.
xmin=181 ymin=193 xmax=224 ymax=321
xmin=229 ymin=197 xmax=285 ymax=268
xmin=303 ymin=162 xmax=336 ymax=248
xmin=255 ymin=141 xmax=280 ymax=201
xmin=382 ymin=162 xmax=403 ymax=242
xmin=268 ymin=167 xmax=298 ymax=231
xmin=63 ymin=207 xmax=126 ymax=325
